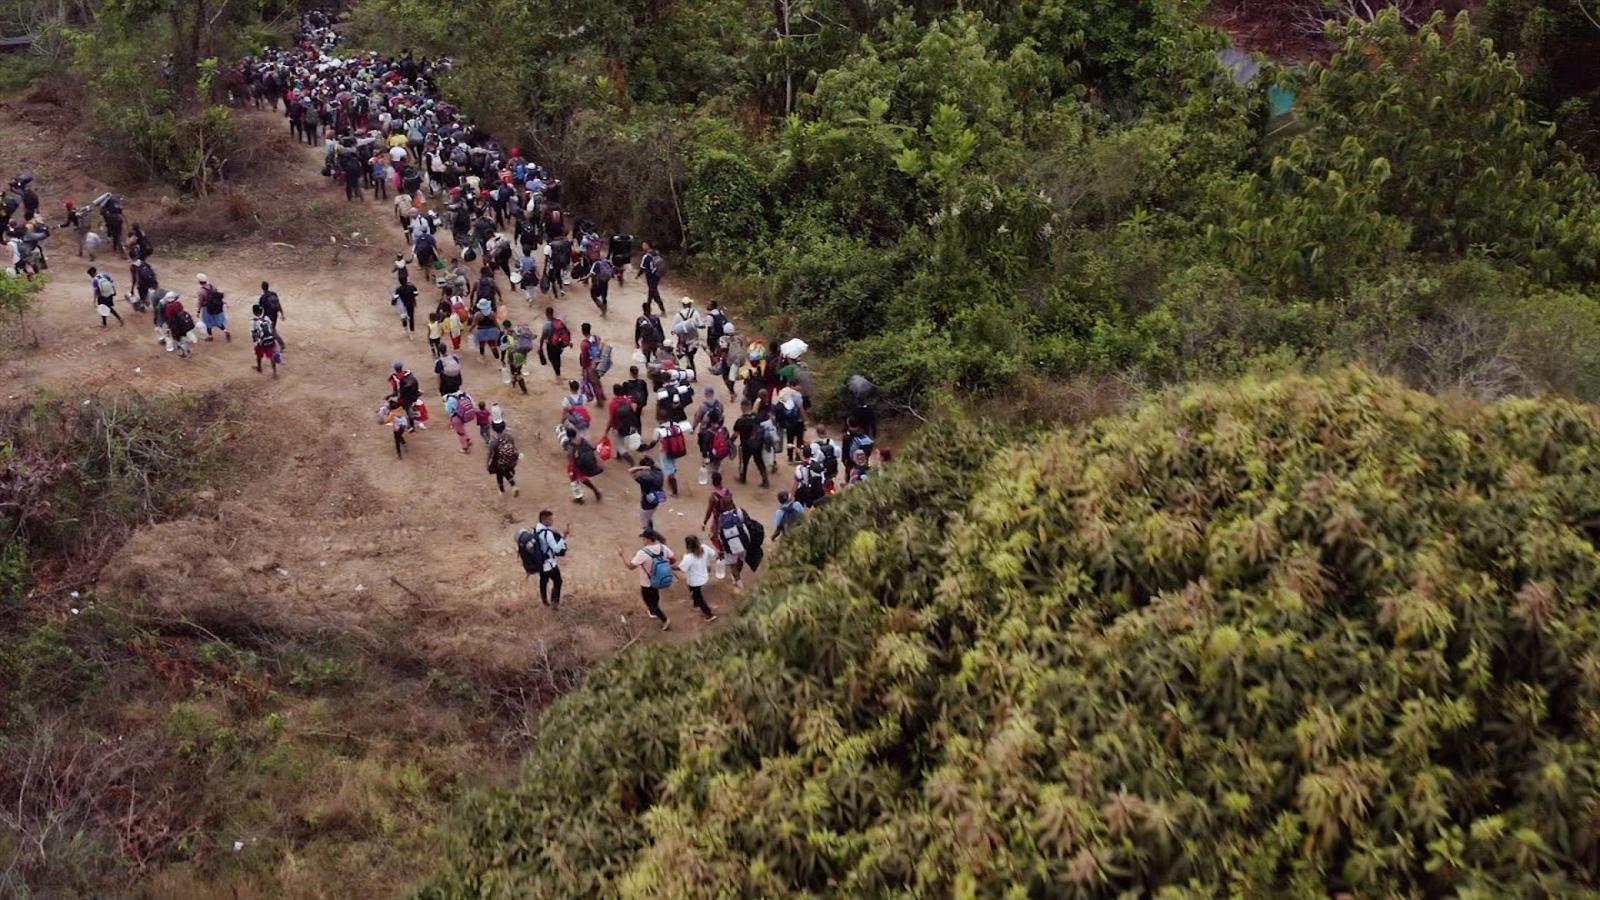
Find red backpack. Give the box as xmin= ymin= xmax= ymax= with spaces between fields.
xmin=711 ymin=425 xmax=731 ymax=461
xmin=661 ymin=423 xmax=688 ymax=459
xmin=550 ymin=318 xmax=571 ymax=349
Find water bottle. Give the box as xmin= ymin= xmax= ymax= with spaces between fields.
xmin=697 ymin=465 xmax=709 ymax=486
xmin=714 ymin=557 xmax=726 ymax=580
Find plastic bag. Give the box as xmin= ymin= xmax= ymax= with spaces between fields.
xmin=95 ymin=304 xmax=111 ymax=318
xmin=597 ymin=436 xmax=613 ymax=461
xmin=500 ymin=364 xmax=512 ymax=384
xmin=569 ymin=480 xmax=584 ymax=500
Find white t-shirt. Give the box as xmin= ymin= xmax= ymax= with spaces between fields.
xmin=389 ymin=145 xmax=407 ymax=164
xmin=678 ymin=547 xmax=717 ymax=587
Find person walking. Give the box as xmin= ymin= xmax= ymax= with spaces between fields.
xmin=539 ymin=306 xmax=570 ymax=379
xmin=635 ymin=301 xmax=664 ymax=364
xmin=773 ymin=491 xmax=806 ymax=539
xmin=629 ymin=456 xmax=667 ymax=536
xmin=607 ymin=383 xmax=643 ymax=466
xmin=564 ymin=425 xmax=604 ymax=503
xmin=713 ymin=504 xmax=752 ymax=589
xmin=578 ymin=323 xmax=605 ymax=405
xmin=196 ymin=274 xmax=230 ymax=341
xmin=702 ymin=471 xmax=736 ymax=534
xmin=435 ymin=352 xmax=463 ymax=396
xmin=733 ymin=402 xmax=770 ymax=488
xmin=88 ymin=267 xmax=123 ymax=327
xmin=639 ymin=241 xmax=665 ymax=314
xmin=487 ymin=418 xmax=521 ymax=495
xmin=446 ymin=388 xmax=478 ymax=453
xmin=393 ymin=280 xmax=419 ymax=336
xmin=250 ymin=304 xmax=279 ymax=377
xmin=678 ymin=535 xmax=719 ymax=622
xmin=517 ymin=511 xmax=569 ymax=608
xmin=619 ymin=530 xmax=675 ymax=631
xmin=258 ymin=281 xmax=286 ymax=347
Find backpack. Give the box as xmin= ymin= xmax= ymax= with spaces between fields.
xmin=252 ymin=318 xmax=275 ymax=347
xmin=514 ymin=325 xmax=535 ymax=353
xmin=701 ymin=397 xmax=725 ymax=427
xmin=549 ymin=318 xmax=571 ymax=349
xmin=494 ymin=434 xmax=519 ymax=468
xmin=797 ymin=460 xmax=825 ymax=503
xmin=646 ymin=549 xmax=674 ymax=588
xmin=718 ymin=509 xmax=750 ymax=555
xmin=515 ymin=527 xmax=547 ymax=574
xmin=564 ymin=404 xmax=591 ymax=431
xmin=596 ymin=344 xmax=613 ymax=376
xmin=708 ymin=311 xmax=728 ymax=343
xmin=260 ymin=290 xmax=281 ymax=316
xmin=819 ymin=441 xmax=838 ymax=477
xmin=615 ymin=399 xmax=640 ymax=435
xmin=95 ymin=274 xmax=115 ymax=298
xmin=175 ymin=311 xmax=195 ymax=334
xmin=661 ymin=423 xmax=688 ymax=459
xmin=575 ymin=441 xmax=603 ymax=477
xmin=761 ymin=419 xmax=782 ymax=454
xmin=398 ymin=372 xmax=421 ymax=399
xmin=711 ymin=426 xmax=731 ymax=461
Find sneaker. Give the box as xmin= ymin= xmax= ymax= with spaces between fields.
xmin=703 ymin=613 xmax=718 ymax=622
xmin=660 ymin=618 xmax=671 ymax=631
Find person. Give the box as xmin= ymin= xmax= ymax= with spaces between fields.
xmin=672 ymin=297 xmax=701 ymax=372
xmin=426 ymin=312 xmax=445 ymax=358
xmin=517 ymin=511 xmax=568 ymax=608
xmin=795 ymin=443 xmax=827 ymax=506
xmin=714 ymin=504 xmax=752 ymax=589
xmin=370 ymin=148 xmax=390 ymax=200
xmin=702 ymin=471 xmax=736 ymax=533
xmin=446 ymin=388 xmax=478 ymax=453
xmin=132 ymin=258 xmax=160 ymax=317
xmin=393 ymin=280 xmax=419 ymax=335
xmin=126 ymin=223 xmax=151 ymax=262
xmin=196 ymin=274 xmax=230 ymax=341
xmin=634 ymin=301 xmax=664 ymax=364
xmin=811 ymin=425 xmax=841 ymax=489
xmin=678 ymin=535 xmax=719 ymax=621
xmin=651 ymin=418 xmax=689 ymax=496
xmin=100 ymin=199 xmax=124 ymax=256
xmin=487 ymin=418 xmax=520 ymax=495
xmin=471 ymin=299 xmax=501 ymax=360
xmin=435 ymin=352 xmax=463 ymax=396
xmin=501 ymin=320 xmax=531 ymax=395
xmin=539 ymin=306 xmax=570 ymax=379
xmin=390 ymin=361 xmax=423 ymax=429
xmin=619 ymin=531 xmax=675 ymax=631
xmin=629 ymin=456 xmax=667 ymax=535
xmin=258 ymin=281 xmax=285 ymax=347
xmin=88 ymin=267 xmax=123 ymax=327
xmin=693 ymin=385 xmax=728 ymax=476
xmin=639 ymin=241 xmax=665 ymax=313
xmin=732 ymin=402 xmax=770 ymax=488
xmin=381 ymin=397 xmax=409 ymax=457
xmin=564 ymin=425 xmax=604 ymax=503
xmin=607 ymin=383 xmax=643 ymax=465
xmin=586 ymin=255 xmax=613 ymax=314
xmin=621 ymin=365 xmax=650 ymax=413
xmin=250 ymin=304 xmax=279 ymax=377
xmin=774 ymin=491 xmax=806 ymax=539
xmin=578 ymin=323 xmax=604 ymax=405
xmin=847 ymin=446 xmax=873 ymax=484
xmin=164 ymin=296 xmax=196 ymax=357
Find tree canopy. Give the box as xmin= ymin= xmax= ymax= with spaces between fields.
xmin=421 ymin=369 xmax=1600 ymax=896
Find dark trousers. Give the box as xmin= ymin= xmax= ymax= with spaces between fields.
xmin=344 ymin=174 xmax=362 ymax=201
xmin=495 ymin=469 xmax=516 ymax=492
xmin=739 ymin=447 xmax=768 ymax=486
xmin=539 ymin=567 xmax=562 ymax=606
xmin=646 ymin=276 xmax=663 ymax=313
xmin=689 ymin=585 xmax=713 ymax=617
xmin=546 ymin=346 xmax=563 ymax=377
xmin=640 ymin=586 xmax=664 ymax=620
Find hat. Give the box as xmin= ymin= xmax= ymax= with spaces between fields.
xmin=392 ymin=361 xmax=405 ymax=371
xmin=197 ymin=274 xmax=209 ymax=283
xmin=679 ymin=296 xmax=693 ymax=306
xmin=476 ymin=299 xmax=491 ymax=312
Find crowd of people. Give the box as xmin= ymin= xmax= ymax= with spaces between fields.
xmin=12 ymin=10 xmax=887 ymax=633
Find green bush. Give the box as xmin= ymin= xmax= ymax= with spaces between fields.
xmin=422 ymin=369 xmax=1600 ymax=896
xmin=683 ymin=149 xmax=769 ymax=265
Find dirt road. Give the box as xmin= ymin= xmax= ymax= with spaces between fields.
xmin=4 ymin=111 xmax=782 ymax=675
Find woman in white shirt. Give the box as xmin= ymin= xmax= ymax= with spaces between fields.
xmin=678 ymin=535 xmax=719 ymax=622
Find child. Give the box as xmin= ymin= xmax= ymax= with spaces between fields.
xmin=445 ymin=309 xmax=463 ymax=351
xmin=679 ymin=534 xmax=718 ymax=621
xmin=381 ymin=397 xmax=409 ymax=458
xmin=426 ymin=311 xmax=444 ymax=358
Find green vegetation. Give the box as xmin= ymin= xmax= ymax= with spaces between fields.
xmin=353 ymin=4 xmax=1600 ymax=414
xmin=423 ymin=369 xmax=1600 ymax=895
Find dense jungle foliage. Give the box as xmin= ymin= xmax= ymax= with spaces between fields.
xmin=352 ymin=2 xmax=1600 ymax=414
xmin=422 ymin=368 xmax=1600 ymax=896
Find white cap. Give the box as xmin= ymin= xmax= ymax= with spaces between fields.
xmin=679 ymin=296 xmax=693 ymax=306
xmin=196 ymin=274 xmax=209 ymax=283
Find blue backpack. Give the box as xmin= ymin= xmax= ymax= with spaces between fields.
xmin=645 ymin=549 xmax=674 ymax=589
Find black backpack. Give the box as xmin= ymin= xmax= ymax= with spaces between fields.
xmin=398 ymin=372 xmax=421 ymax=400
xmin=515 ymin=527 xmax=547 ymax=574
xmin=575 ymin=441 xmax=603 ymax=477
xmin=260 ymin=291 xmax=281 ymax=316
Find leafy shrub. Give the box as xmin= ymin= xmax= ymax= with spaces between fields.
xmin=424 ymin=369 xmax=1600 ymax=896
xmin=683 ymin=149 xmax=769 ymax=265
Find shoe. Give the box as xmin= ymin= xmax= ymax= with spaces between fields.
xmin=661 ymin=618 xmax=671 ymax=631
xmin=513 ymin=487 xmax=520 ymax=497
xmin=224 ymin=332 xmax=231 ymax=342
xmin=703 ymin=613 xmax=718 ymax=622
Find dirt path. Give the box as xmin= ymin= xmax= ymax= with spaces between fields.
xmin=4 ymin=110 xmax=782 ymax=675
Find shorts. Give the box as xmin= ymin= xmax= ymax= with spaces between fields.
xmin=254 ymin=344 xmax=275 ymax=360
xmin=722 ymin=548 xmax=747 ymax=567
xmin=661 ymin=455 xmax=677 ymax=477
xmin=624 ymin=432 xmax=642 ymax=452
